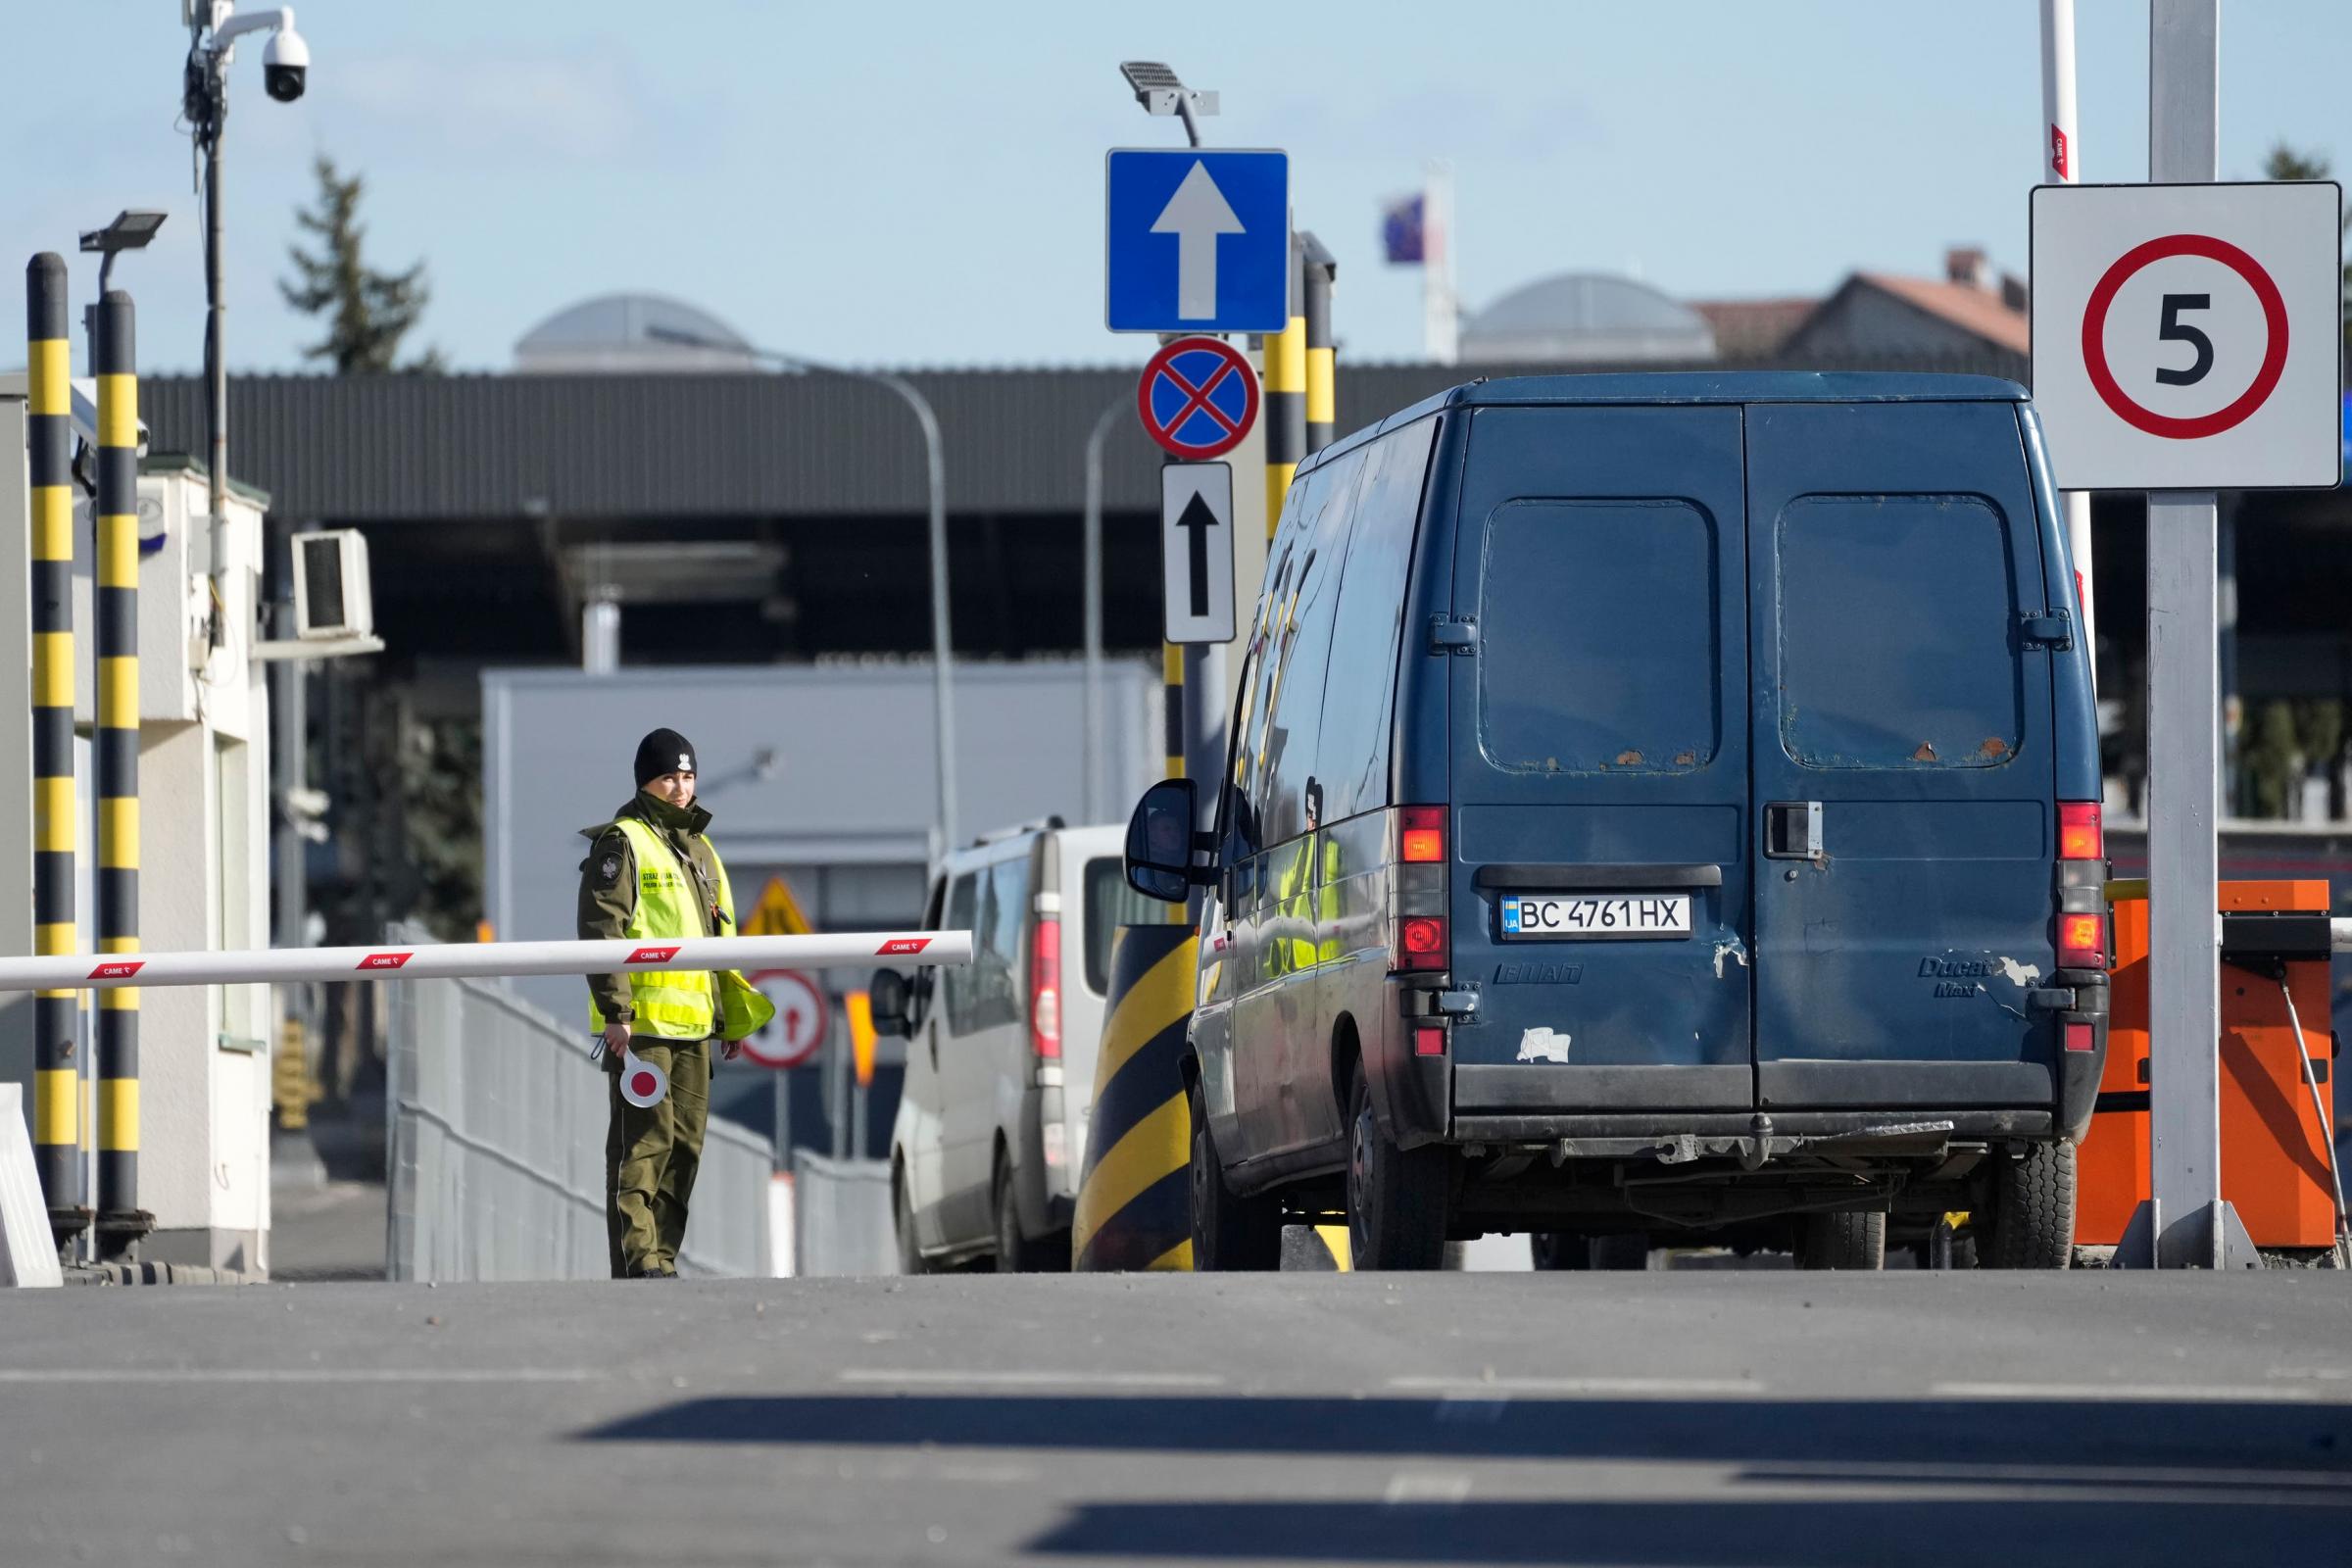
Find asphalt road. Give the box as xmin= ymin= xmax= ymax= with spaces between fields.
xmin=2 ymin=1271 xmax=2348 ymax=1567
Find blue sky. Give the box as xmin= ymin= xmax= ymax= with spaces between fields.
xmin=7 ymin=1 xmax=2348 ymax=374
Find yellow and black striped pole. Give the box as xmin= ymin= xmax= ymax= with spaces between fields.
xmin=1162 ymin=643 xmax=1184 ymax=782
xmin=1261 ymin=238 xmax=1307 ymax=542
xmin=93 ymin=288 xmax=147 ymax=1255
xmin=26 ymin=254 xmax=84 ymax=1243
xmin=1070 ymin=923 xmax=1197 ymax=1271
xmin=1301 ymin=233 xmax=1337 ymax=457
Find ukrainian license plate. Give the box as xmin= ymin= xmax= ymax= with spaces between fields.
xmin=1499 ymin=893 xmax=1692 ymax=940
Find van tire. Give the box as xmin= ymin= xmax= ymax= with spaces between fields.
xmin=1190 ymin=1081 xmax=1282 ymax=1271
xmin=1345 ymin=1063 xmax=1449 ymax=1271
xmin=994 ymin=1162 xmax=1065 ymax=1274
xmin=1983 ymin=1142 xmax=2077 ymax=1269
xmin=1531 ymin=1232 xmax=1591 ymax=1271
xmin=1796 ymin=1210 xmax=1886 ymax=1270
xmin=894 ymin=1167 xmax=929 ymax=1277
xmin=1591 ymin=1233 xmax=1653 ymax=1271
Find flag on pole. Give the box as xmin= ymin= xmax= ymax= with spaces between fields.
xmin=1381 ymin=194 xmax=1426 ymax=265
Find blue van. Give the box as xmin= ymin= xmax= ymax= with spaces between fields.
xmin=1124 ymin=373 xmax=2109 ymax=1271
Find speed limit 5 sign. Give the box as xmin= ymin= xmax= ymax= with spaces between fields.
xmin=2031 ymin=181 xmax=2342 ymax=491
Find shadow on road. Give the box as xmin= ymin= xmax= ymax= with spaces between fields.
xmin=578 ymin=1393 xmax=2352 ymax=1562
xmin=1022 ymin=1495 xmax=2351 ymax=1564
xmin=577 ymin=1392 xmax=2352 ymax=1472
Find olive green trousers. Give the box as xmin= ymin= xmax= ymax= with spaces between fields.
xmin=605 ymin=1038 xmax=711 ymax=1278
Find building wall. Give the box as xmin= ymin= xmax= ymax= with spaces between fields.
xmin=482 ymin=659 xmax=1162 ymax=1028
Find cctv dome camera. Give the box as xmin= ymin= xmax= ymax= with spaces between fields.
xmin=263 ymin=27 xmax=309 ymax=102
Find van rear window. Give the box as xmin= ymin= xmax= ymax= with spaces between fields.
xmin=1775 ymin=494 xmax=2021 ymax=769
xmin=1478 ymin=499 xmax=1721 ymax=774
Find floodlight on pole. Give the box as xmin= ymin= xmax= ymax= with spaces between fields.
xmin=79 ymin=210 xmax=168 ymax=292
xmin=1119 ymin=60 xmax=1215 ymax=148
xmin=646 ymin=323 xmax=960 ymax=855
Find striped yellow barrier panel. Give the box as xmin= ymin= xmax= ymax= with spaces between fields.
xmin=1072 ymin=924 xmax=1197 ymax=1272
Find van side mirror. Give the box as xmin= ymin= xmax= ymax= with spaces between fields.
xmin=1124 ymin=777 xmax=1204 ymax=903
xmin=869 ymin=968 xmax=914 ymax=1037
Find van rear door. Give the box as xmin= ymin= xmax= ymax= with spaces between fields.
xmin=1743 ymin=400 xmax=2060 ymax=1113
xmin=1448 ymin=405 xmax=1755 ymax=1115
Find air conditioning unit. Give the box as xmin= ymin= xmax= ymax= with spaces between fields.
xmin=292 ymin=529 xmax=374 ymax=641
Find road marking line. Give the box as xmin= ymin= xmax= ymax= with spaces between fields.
xmin=1384 ymin=1471 xmax=1472 ymax=1505
xmin=0 ymin=1368 xmax=600 ymax=1385
xmin=1932 ymin=1381 xmax=2334 ymax=1403
xmin=838 ymin=1369 xmax=1226 ymax=1390
xmin=1389 ymin=1375 xmax=1770 ymax=1397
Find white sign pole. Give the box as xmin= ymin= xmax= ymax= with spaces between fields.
xmin=2137 ymin=0 xmax=2240 ymax=1269
xmin=2039 ymin=0 xmax=2099 ymax=682
xmin=0 ymin=931 xmax=971 ymax=995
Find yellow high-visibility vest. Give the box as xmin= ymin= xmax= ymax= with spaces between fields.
xmin=1273 ymin=835 xmax=1343 ymax=974
xmin=589 ymin=816 xmax=736 ymax=1040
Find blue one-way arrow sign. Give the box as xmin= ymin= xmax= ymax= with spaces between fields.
xmin=1106 ymin=149 xmax=1290 ymax=334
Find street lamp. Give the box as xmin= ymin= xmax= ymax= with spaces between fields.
xmin=648 ymin=324 xmax=959 ymax=855
xmin=78 ymin=210 xmax=168 ymax=293
xmin=1118 ymin=61 xmax=1216 ymax=149
xmin=1080 ymin=395 xmax=1125 ymax=822
xmin=183 ymin=3 xmax=313 ymax=642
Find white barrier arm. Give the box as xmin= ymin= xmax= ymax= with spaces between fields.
xmin=0 ymin=930 xmax=972 ymax=993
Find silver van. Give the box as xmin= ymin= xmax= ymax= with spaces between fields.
xmin=874 ymin=819 xmax=1174 ymax=1271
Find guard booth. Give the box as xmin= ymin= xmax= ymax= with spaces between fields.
xmin=2078 ymin=880 xmax=2344 ymax=1258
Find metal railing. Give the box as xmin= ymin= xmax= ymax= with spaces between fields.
xmin=385 ymin=963 xmax=770 ymax=1281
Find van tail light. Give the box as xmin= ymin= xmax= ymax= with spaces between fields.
xmin=2058 ymin=911 xmax=2107 ymax=971
xmin=1413 ymin=1024 xmax=1447 ymax=1057
xmin=2058 ymin=802 xmax=2103 ymax=861
xmin=1399 ymin=806 xmax=1446 ymax=864
xmin=2064 ymin=1022 xmax=2095 ymax=1054
xmin=1029 ymin=914 xmax=1061 ymax=1058
xmin=1393 ymin=915 xmax=1448 ymax=973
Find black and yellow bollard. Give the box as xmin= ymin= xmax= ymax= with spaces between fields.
xmin=25 ymin=254 xmax=86 ymax=1247
xmin=1071 ymin=924 xmax=1197 ymax=1271
xmin=1301 ymin=232 xmax=1337 ymax=457
xmin=1161 ymin=644 xmax=1184 ymax=782
xmin=1260 ymin=240 xmax=1307 ymax=543
xmin=93 ymin=289 xmax=149 ymax=1257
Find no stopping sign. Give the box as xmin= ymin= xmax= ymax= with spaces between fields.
xmin=2032 ymin=181 xmax=2342 ymax=491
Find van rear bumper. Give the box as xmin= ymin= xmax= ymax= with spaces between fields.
xmin=1450 ymin=1107 xmax=2056 ymax=1144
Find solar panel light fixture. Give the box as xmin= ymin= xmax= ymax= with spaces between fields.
xmin=79 ymin=211 xmax=168 ymax=256
xmin=1119 ymin=61 xmax=1216 ymax=120
xmin=80 ymin=210 xmax=169 ymax=293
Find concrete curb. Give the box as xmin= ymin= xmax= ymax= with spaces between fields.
xmin=65 ymin=1261 xmax=253 ymax=1287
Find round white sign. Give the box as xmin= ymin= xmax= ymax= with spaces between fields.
xmin=738 ymin=968 xmax=827 ymax=1069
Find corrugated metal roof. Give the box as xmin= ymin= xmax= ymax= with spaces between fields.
xmin=137 ymin=351 xmax=2029 ymax=522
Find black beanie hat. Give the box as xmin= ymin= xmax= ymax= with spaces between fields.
xmin=634 ymin=728 xmax=698 ymax=788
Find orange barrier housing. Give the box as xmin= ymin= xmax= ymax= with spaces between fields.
xmin=2079 ymin=880 xmax=2338 ymax=1249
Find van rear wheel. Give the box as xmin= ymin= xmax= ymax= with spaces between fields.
xmin=894 ymin=1167 xmax=929 ymax=1277
xmin=1796 ymin=1210 xmax=1886 ymax=1270
xmin=994 ymin=1162 xmax=1066 ymax=1274
xmin=1190 ymin=1081 xmax=1281 ymax=1271
xmin=1983 ymin=1142 xmax=2077 ymax=1269
xmin=1531 ymin=1232 xmax=1591 ymax=1271
xmin=1345 ymin=1063 xmax=1449 ymax=1271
